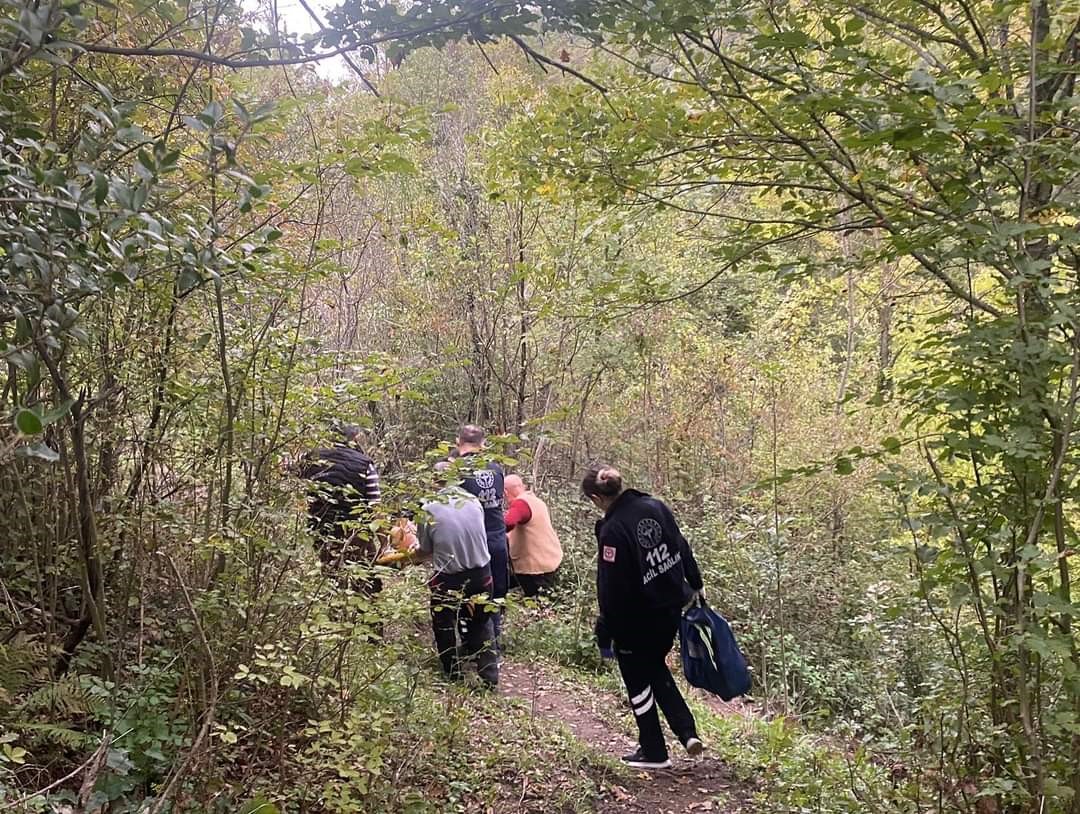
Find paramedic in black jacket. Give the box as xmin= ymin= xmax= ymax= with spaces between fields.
xmin=583 ymin=465 xmax=706 ymax=770
xmin=453 ymin=425 xmax=509 ymax=643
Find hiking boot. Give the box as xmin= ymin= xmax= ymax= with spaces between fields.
xmin=684 ymin=737 xmax=706 ymax=757
xmin=621 ymin=748 xmax=672 ymax=770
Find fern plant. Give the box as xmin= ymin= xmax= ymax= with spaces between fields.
xmin=0 ymin=636 xmax=100 ymax=758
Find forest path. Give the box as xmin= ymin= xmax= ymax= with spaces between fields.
xmin=499 ymin=660 xmax=752 ymax=813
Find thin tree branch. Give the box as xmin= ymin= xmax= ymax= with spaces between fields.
xmin=506 ymin=34 xmax=607 ymax=94
xmin=294 ymin=0 xmax=381 ymax=95
xmin=67 ymin=5 xmax=509 ymax=69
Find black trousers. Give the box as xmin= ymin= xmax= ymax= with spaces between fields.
xmin=614 ymin=608 xmax=698 ymax=759
xmin=513 ymin=570 xmax=558 ymax=598
xmin=487 ymin=534 xmax=509 ymax=643
xmin=429 ymin=565 xmax=499 ymax=686
xmin=487 ymin=534 xmax=509 ymax=600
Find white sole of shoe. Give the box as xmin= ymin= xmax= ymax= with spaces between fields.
xmin=623 ymin=759 xmax=673 ymax=770
xmin=685 ymin=738 xmax=705 ymax=757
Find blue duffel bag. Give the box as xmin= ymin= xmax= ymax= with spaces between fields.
xmin=680 ymin=599 xmax=752 ymax=701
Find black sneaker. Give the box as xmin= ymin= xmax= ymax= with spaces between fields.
xmin=684 ymin=737 xmax=705 ymax=757
xmin=621 ymin=748 xmax=672 ymax=770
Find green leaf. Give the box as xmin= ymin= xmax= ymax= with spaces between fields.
xmin=908 ymin=69 xmax=936 ymax=91
xmin=14 ymin=408 xmax=43 ymax=435
xmin=178 ymin=267 xmax=202 ymax=293
xmin=834 ymin=457 xmax=854 ymax=475
xmin=344 ymin=157 xmax=373 ymax=176
xmin=58 ymin=207 xmax=82 ymax=229
xmin=94 ymin=171 xmax=109 ymax=205
xmin=378 ymin=153 xmax=416 ymax=174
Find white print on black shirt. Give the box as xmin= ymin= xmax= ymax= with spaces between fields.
xmin=645 ymin=544 xmax=670 ymax=567
xmin=473 ymin=469 xmax=498 ymax=507
xmin=636 ymin=518 xmax=663 ymax=548
xmin=637 ymin=517 xmax=679 ymax=585
xmin=642 ymin=548 xmax=681 ymax=585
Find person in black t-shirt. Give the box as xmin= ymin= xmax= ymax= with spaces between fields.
xmin=453 ymin=425 xmax=509 ymax=643
xmin=583 ymin=464 xmax=706 ymax=770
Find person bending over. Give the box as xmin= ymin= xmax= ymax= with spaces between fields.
xmin=414 ymin=463 xmax=499 ymax=688
xmin=583 ymin=465 xmax=706 ymax=770
xmin=299 ymin=424 xmax=382 ymax=591
xmin=504 ymin=474 xmax=563 ymax=597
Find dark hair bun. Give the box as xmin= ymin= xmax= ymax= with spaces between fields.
xmin=582 ymin=464 xmax=623 ymax=498
xmin=597 ymin=466 xmax=621 ymax=484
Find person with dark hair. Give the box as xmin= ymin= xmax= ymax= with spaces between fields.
xmin=504 ymin=474 xmax=562 ymax=597
xmin=299 ymin=424 xmax=382 ymax=587
xmin=414 ymin=461 xmax=499 ymax=687
xmin=583 ymin=464 xmax=706 ymax=770
xmin=453 ymin=425 xmax=509 ymax=644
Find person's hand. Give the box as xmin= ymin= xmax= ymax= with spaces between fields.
xmin=684 ymin=588 xmax=706 ymax=611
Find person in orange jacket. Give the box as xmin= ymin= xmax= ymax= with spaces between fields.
xmin=503 ymin=474 xmax=563 ymax=597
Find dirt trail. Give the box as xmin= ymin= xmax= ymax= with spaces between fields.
xmin=499 ymin=661 xmax=752 ymax=813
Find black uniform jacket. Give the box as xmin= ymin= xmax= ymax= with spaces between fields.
xmin=458 ymin=452 xmax=507 ymax=543
xmin=594 ymin=489 xmax=703 ymax=649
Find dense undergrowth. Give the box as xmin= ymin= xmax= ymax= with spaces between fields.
xmin=2 ymin=527 xmax=614 ymax=813
xmin=1 ymin=480 xmax=928 ymax=812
